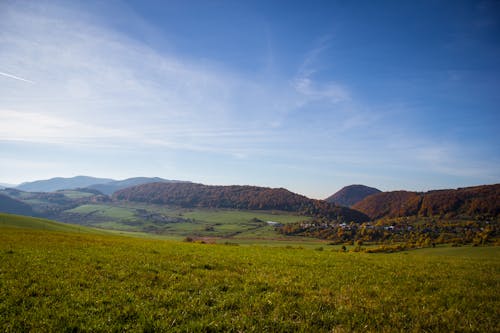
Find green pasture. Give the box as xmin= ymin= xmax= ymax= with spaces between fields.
xmin=57 ymin=190 xmax=95 ymax=199
xmin=180 ymin=208 xmax=309 ymax=224
xmin=0 ymin=213 xmax=105 ymax=234
xmin=0 ymin=214 xmax=498 ymax=332
xmin=66 ymin=204 xmax=137 ymax=219
xmin=61 ymin=203 xmax=310 ymax=239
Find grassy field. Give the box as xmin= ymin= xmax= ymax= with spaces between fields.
xmin=58 ymin=190 xmax=96 ymax=199
xmin=65 ymin=204 xmax=137 ymax=219
xmin=62 ymin=203 xmax=310 ymax=239
xmin=0 ymin=214 xmax=498 ymax=332
xmin=0 ymin=213 xmax=107 ymax=234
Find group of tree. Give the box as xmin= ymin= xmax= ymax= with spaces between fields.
xmin=278 ymin=216 xmax=499 ymax=246
xmin=113 ymin=182 xmax=370 ymax=223
xmin=352 ymin=184 xmax=500 ymax=220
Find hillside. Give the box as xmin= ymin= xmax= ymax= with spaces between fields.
xmin=325 ymin=184 xmax=381 ymax=207
xmin=353 ymin=184 xmax=500 ymax=220
xmin=87 ymin=177 xmax=187 ymax=195
xmin=17 ymin=176 xmax=115 ymax=192
xmin=0 ymin=188 xmax=113 ymax=220
xmin=0 ymin=194 xmax=36 ymax=216
xmin=0 ymin=212 xmax=106 ymax=233
xmin=1 ymin=220 xmax=497 ymax=332
xmin=114 ymin=182 xmax=369 ymax=223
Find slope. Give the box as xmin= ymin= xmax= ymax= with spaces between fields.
xmin=87 ymin=177 xmax=187 ymax=195
xmin=0 ymin=212 xmax=107 ymax=233
xmin=0 ymin=216 xmax=497 ymax=332
xmin=325 ymin=185 xmax=381 ymax=207
xmin=17 ymin=176 xmax=115 ymax=192
xmin=114 ymin=182 xmax=370 ymax=223
xmin=353 ymin=184 xmax=500 ymax=220
xmin=0 ymin=193 xmax=36 ymax=216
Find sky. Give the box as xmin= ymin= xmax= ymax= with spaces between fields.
xmin=0 ymin=0 xmax=499 ymax=199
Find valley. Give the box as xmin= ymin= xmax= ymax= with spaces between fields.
xmin=0 ymin=178 xmax=498 ymax=247
xmin=60 ymin=202 xmax=311 ymax=240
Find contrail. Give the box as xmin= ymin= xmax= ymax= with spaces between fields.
xmin=0 ymin=71 xmax=35 ymax=84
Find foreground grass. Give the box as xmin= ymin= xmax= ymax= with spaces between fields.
xmin=0 ymin=224 xmax=499 ymax=331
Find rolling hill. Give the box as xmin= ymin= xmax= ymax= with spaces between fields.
xmin=325 ymin=184 xmax=381 ymax=207
xmin=87 ymin=177 xmax=187 ymax=195
xmin=0 ymin=212 xmax=106 ymax=233
xmin=352 ymin=184 xmax=500 ymax=220
xmin=113 ymin=182 xmax=370 ymax=223
xmin=0 ymin=194 xmax=36 ymax=216
xmin=17 ymin=176 xmax=115 ymax=192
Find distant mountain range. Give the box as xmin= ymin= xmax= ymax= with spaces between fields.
xmin=87 ymin=177 xmax=188 ymax=195
xmin=17 ymin=176 xmax=115 ymax=192
xmin=325 ymin=185 xmax=381 ymax=207
xmin=113 ymin=182 xmax=370 ymax=223
xmin=352 ymin=184 xmax=500 ymax=220
xmin=4 ymin=176 xmax=500 ymax=224
xmin=15 ymin=176 xmax=187 ymax=194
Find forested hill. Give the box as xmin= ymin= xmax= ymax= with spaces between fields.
xmin=113 ymin=182 xmax=370 ymax=223
xmin=325 ymin=184 xmax=381 ymax=207
xmin=352 ymin=184 xmax=500 ymax=220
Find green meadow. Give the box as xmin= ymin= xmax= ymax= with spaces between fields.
xmin=0 ymin=213 xmax=106 ymax=234
xmin=0 ymin=213 xmax=499 ymax=332
xmin=63 ymin=203 xmax=310 ymax=238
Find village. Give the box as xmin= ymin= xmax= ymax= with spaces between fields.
xmin=278 ymin=217 xmax=496 ymax=245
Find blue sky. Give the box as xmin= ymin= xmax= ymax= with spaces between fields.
xmin=0 ymin=0 xmax=499 ymax=198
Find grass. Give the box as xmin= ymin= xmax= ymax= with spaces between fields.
xmin=66 ymin=204 xmax=137 ymax=220
xmin=0 ymin=213 xmax=499 ymax=332
xmin=57 ymin=190 xmax=95 ymax=199
xmin=61 ymin=203 xmax=311 ymax=239
xmin=0 ymin=213 xmax=106 ymax=234
xmin=180 ymin=208 xmax=309 ymax=225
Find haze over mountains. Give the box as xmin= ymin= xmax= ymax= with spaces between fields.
xmin=17 ymin=176 xmax=115 ymax=192
xmin=15 ymin=176 xmax=186 ymax=194
xmin=87 ymin=177 xmax=188 ymax=195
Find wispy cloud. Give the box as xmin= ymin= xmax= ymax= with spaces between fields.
xmin=0 ymin=71 xmax=35 ymax=84
xmin=0 ymin=109 xmax=128 ymax=144
xmin=0 ymin=1 xmax=349 ymax=158
xmin=0 ymin=1 xmax=283 ymax=154
xmin=0 ymin=1 xmax=497 ymax=195
xmin=293 ymin=77 xmax=350 ymax=103
xmin=292 ymin=36 xmax=350 ymax=103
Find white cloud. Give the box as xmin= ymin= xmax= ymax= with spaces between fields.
xmin=0 ymin=1 xmax=361 ymax=161
xmin=0 ymin=109 xmax=128 ymax=145
xmin=0 ymin=1 xmax=307 ymax=155
xmin=1 ymin=1 xmax=497 ymax=194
